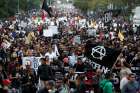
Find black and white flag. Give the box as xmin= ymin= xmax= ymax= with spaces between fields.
xmin=85 ymin=41 xmax=120 ymax=68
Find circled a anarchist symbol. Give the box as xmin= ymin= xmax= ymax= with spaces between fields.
xmin=91 ymin=46 xmax=106 ymax=60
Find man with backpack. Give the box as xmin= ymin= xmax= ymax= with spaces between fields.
xmin=99 ymin=72 xmax=114 ymax=93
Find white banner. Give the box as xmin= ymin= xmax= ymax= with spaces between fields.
xmin=43 ymin=26 xmax=59 ymax=37
xmin=22 ymin=57 xmax=41 ymax=70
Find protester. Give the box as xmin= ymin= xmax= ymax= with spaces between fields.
xmin=0 ymin=64 xmax=6 ymax=93
xmin=20 ymin=62 xmax=37 ymax=93
xmin=0 ymin=4 xmax=140 ymax=93
xmin=93 ymin=69 xmax=104 ymax=93
xmin=38 ymin=80 xmax=58 ymax=93
xmin=99 ymin=72 xmax=114 ymax=93
xmin=59 ymin=78 xmax=70 ymax=93
xmin=120 ymin=70 xmax=130 ymax=93
xmin=37 ymin=57 xmax=54 ymax=89
xmin=38 ymin=81 xmax=49 ymax=93
xmin=74 ymin=75 xmax=86 ymax=93
xmin=0 ymin=63 xmax=11 ymax=93
xmin=121 ymin=73 xmax=140 ymax=93
xmin=73 ymin=58 xmax=85 ymax=72
xmin=120 ymin=60 xmax=132 ymax=79
xmin=9 ymin=64 xmax=22 ymax=93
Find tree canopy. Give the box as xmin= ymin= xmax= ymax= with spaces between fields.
xmin=73 ymin=0 xmax=140 ymax=12
xmin=0 ymin=0 xmax=41 ymax=18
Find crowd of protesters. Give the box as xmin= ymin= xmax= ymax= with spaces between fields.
xmin=0 ymin=7 xmax=140 ymax=93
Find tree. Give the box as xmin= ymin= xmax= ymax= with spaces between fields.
xmin=27 ymin=0 xmax=41 ymax=10
xmin=73 ymin=0 xmax=140 ymax=12
xmin=89 ymin=0 xmax=109 ymax=10
xmin=0 ymin=0 xmax=9 ymax=18
xmin=73 ymin=0 xmax=112 ymax=12
xmin=74 ymin=0 xmax=91 ymax=12
xmin=0 ymin=0 xmax=41 ymax=18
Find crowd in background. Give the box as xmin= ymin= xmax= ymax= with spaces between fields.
xmin=0 ymin=8 xmax=140 ymax=93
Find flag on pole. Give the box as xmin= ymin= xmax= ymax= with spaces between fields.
xmin=118 ymin=31 xmax=124 ymax=41
xmin=42 ymin=0 xmax=52 ymax=17
xmin=85 ymin=41 xmax=121 ymax=68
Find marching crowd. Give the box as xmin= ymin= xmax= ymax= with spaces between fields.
xmin=0 ymin=8 xmax=140 ymax=93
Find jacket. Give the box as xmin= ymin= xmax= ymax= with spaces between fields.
xmin=38 ymin=64 xmax=54 ymax=81
xmin=100 ymin=79 xmax=113 ymax=93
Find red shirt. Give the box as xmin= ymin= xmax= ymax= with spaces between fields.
xmin=37 ymin=25 xmax=43 ymax=32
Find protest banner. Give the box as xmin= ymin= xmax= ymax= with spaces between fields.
xmin=22 ymin=57 xmax=41 ymax=70
xmin=79 ymin=19 xmax=86 ymax=28
xmin=43 ymin=26 xmax=59 ymax=37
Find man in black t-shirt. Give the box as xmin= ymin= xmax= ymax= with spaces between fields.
xmin=37 ymin=57 xmax=54 ymax=89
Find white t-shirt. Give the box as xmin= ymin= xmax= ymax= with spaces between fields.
xmin=120 ymin=77 xmax=129 ymax=90
xmin=68 ymin=54 xmax=77 ymax=66
xmin=45 ymin=52 xmax=57 ymax=62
